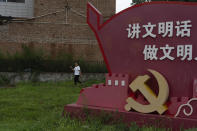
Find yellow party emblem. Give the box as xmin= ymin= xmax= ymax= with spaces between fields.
xmin=125 ymin=69 xmax=169 ymax=114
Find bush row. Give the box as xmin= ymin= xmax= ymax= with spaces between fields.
xmin=0 ymin=45 xmax=107 ymax=73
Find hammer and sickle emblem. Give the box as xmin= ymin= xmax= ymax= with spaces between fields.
xmin=125 ymin=69 xmax=169 ymax=114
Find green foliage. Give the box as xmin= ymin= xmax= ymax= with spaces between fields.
xmin=0 ymin=80 xmax=196 ymax=131
xmin=77 ymin=59 xmax=107 ymax=73
xmin=0 ymin=45 xmax=107 ymax=73
xmin=132 ymin=0 xmax=147 ymax=5
xmin=0 ymin=45 xmax=44 ymax=72
xmin=0 ymin=74 xmax=11 ymax=86
xmin=151 ymin=0 xmax=197 ymax=2
xmin=132 ymin=0 xmax=197 ymax=5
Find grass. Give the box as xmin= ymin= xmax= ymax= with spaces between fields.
xmin=0 ymin=80 xmax=195 ymax=131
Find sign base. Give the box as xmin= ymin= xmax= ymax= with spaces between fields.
xmin=63 ymin=104 xmax=197 ymax=131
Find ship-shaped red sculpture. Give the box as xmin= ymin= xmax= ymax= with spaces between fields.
xmin=64 ymin=2 xmax=197 ymax=130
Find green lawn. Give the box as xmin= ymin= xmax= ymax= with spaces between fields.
xmin=0 ymin=80 xmax=195 ymax=131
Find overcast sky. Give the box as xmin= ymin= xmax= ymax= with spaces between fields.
xmin=116 ymin=0 xmax=131 ymax=13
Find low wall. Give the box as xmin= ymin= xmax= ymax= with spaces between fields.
xmin=0 ymin=72 xmax=105 ymax=84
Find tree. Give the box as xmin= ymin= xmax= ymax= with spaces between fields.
xmin=132 ymin=0 xmax=197 ymax=5
xmin=151 ymin=0 xmax=197 ymax=2
xmin=131 ymin=0 xmax=149 ymax=5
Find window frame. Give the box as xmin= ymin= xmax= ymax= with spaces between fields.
xmin=0 ymin=0 xmax=25 ymax=3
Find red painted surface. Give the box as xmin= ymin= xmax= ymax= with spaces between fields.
xmin=63 ymin=104 xmax=197 ymax=131
xmin=77 ymin=73 xmax=130 ymax=111
xmin=167 ymin=97 xmax=189 ymax=115
xmin=87 ymin=2 xmax=197 ymax=98
xmin=193 ymin=79 xmax=197 ymax=97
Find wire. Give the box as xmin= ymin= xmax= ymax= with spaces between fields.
xmin=70 ymin=8 xmax=86 ymax=18
xmin=4 ymin=0 xmax=89 ymax=25
xmin=11 ymin=7 xmax=87 ymax=23
xmin=27 ymin=9 xmax=66 ymax=20
xmin=11 ymin=21 xmax=88 ymax=26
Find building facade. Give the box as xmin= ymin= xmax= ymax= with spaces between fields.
xmin=0 ymin=0 xmax=115 ymax=62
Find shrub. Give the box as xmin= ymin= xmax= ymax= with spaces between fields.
xmin=0 ymin=45 xmax=107 ymax=73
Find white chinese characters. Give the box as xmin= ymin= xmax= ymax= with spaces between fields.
xmin=127 ymin=20 xmax=192 ymax=39
xmin=177 ymin=45 xmax=192 ymax=60
xmin=160 ymin=44 xmax=175 ymax=60
xmin=175 ymin=20 xmax=192 ymax=37
xmin=126 ymin=23 xmax=141 ymax=39
xmin=158 ymin=21 xmax=173 ymax=37
xmin=143 ymin=45 xmax=158 ymax=60
xmin=143 ymin=44 xmax=193 ymax=61
xmin=142 ymin=22 xmax=156 ymax=38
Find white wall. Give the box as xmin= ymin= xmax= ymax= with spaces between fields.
xmin=0 ymin=0 xmax=34 ymax=18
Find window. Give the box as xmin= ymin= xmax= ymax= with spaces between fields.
xmin=0 ymin=0 xmax=33 ymax=18
xmin=0 ymin=0 xmax=25 ymax=3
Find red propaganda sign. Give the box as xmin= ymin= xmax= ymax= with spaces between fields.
xmin=87 ymin=2 xmax=197 ymax=98
xmin=64 ymin=2 xmax=197 ymax=130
